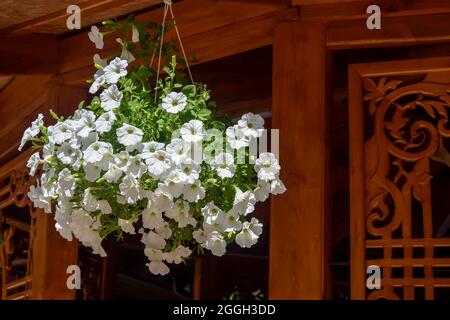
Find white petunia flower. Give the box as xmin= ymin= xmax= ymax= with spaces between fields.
xmin=19 ymin=114 xmax=44 ymax=151
xmin=57 ymin=141 xmax=82 ymax=169
xmin=235 ymin=220 xmax=261 ymax=248
xmin=222 ymin=209 xmax=243 ymax=233
xmin=141 ymin=231 xmax=166 ymax=250
xmin=178 ymin=159 xmax=200 ymax=184
xmin=103 ymin=57 xmax=128 ymax=84
xmin=28 ymin=184 xmax=52 ymax=213
xmin=152 ymin=184 xmax=174 ymax=212
xmin=95 ymin=111 xmax=116 ymax=133
xmin=233 ymin=188 xmax=256 ymax=216
xmin=89 ymin=55 xmax=108 ymax=94
xmin=141 ymin=141 xmax=165 ymax=161
xmin=98 ymin=200 xmax=112 ymax=215
xmin=116 ymin=38 xmax=136 ymax=63
xmin=164 ymin=246 xmax=192 ymax=264
xmin=201 ymin=202 xmax=225 ymax=225
xmin=100 ymin=85 xmax=123 ymax=111
xmin=254 ymin=180 xmax=271 ymax=202
xmin=83 ymin=163 xmax=102 ymax=182
xmin=147 ymin=261 xmax=170 ymax=276
xmin=182 ymin=180 xmax=205 ymax=203
xmin=116 ymin=123 xmax=143 ymax=147
xmin=131 ymin=24 xmax=140 ymax=43
xmin=70 ymin=209 xmax=106 ymax=257
xmin=161 ymin=92 xmax=187 ymax=113
xmin=51 ymin=122 xmax=74 ymax=145
xmin=119 ymin=174 xmax=142 ymax=204
xmin=83 ymin=141 xmax=113 ymax=163
xmin=55 ymin=198 xmax=73 ymax=241
xmin=255 ymin=152 xmax=281 ymax=181
xmin=27 ymin=152 xmax=41 ymax=176
xmin=226 ymin=125 xmax=249 ymax=150
xmin=82 ymin=188 xmax=99 ymax=212
xmin=118 ymin=217 xmax=137 ymax=234
xmin=212 ymin=152 xmax=235 ymax=179
xmin=180 ymin=120 xmax=204 ymax=142
xmin=205 ymin=231 xmax=227 ymax=257
xmin=104 ymin=163 xmax=123 ymax=183
xmin=193 ymin=229 xmax=207 ymax=245
xmin=166 ymin=138 xmax=190 ymax=165
xmin=81 ymin=131 xmax=99 ymax=151
xmin=127 ymin=155 xmax=147 ymax=178
xmin=57 ymin=168 xmax=76 ymax=198
xmin=270 ymin=177 xmax=286 ymax=195
xmin=142 ymin=208 xmax=164 ymax=230
xmin=114 ymin=150 xmax=131 ymax=170
xmin=165 ymin=200 xmax=196 ymax=228
xmin=155 ymin=222 xmax=172 ymax=240
xmin=163 ymin=174 xmax=184 ymax=198
xmin=76 ymin=110 xmax=96 ymax=138
xmin=88 ymin=25 xmax=104 ymax=49
xmin=145 ymin=150 xmax=172 ymax=178
xmin=238 ymin=112 xmax=264 ymax=138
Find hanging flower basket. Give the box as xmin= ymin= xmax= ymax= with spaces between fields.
xmin=19 ymin=5 xmax=286 ymax=275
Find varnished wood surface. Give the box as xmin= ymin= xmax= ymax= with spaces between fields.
xmin=0 ymin=0 xmax=162 ymax=35
xmin=270 ymin=19 xmax=332 ymax=299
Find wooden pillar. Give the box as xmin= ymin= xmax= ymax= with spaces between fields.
xmin=32 ymin=82 xmax=87 ymax=299
xmin=269 ymin=19 xmax=332 ymax=299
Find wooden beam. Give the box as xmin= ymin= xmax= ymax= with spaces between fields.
xmin=269 ymin=19 xmax=332 ymax=299
xmin=293 ymin=0 xmax=364 ymax=5
xmin=327 ymin=12 xmax=450 ymax=50
xmin=59 ymin=0 xmax=295 ymax=74
xmin=0 ymin=0 xmax=163 ymax=35
xmin=0 ymin=35 xmax=59 ymax=75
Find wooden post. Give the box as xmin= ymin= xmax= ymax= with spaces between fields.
xmin=269 ymin=19 xmax=332 ymax=299
xmin=31 ymin=82 xmax=87 ymax=300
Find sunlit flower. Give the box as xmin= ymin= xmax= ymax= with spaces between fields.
xmin=27 ymin=152 xmax=41 ymax=176
xmin=233 ymin=188 xmax=256 ymax=216
xmin=100 ymin=84 xmax=123 ymax=111
xmin=238 ymin=112 xmax=264 ymax=138
xmin=95 ymin=111 xmax=116 ymax=133
xmin=255 ymin=152 xmax=280 ymax=181
xmin=162 ymin=92 xmax=187 ymax=113
xmin=182 ymin=180 xmax=205 ymax=203
xmin=205 ymin=231 xmax=226 ymax=257
xmin=116 ymin=123 xmax=143 ymax=146
xmin=226 ymin=125 xmax=249 ymax=150
xmin=180 ymin=120 xmax=204 ymax=142
xmin=83 ymin=141 xmax=113 ymax=163
xmin=212 ymin=152 xmax=235 ymax=179
xmin=103 ymin=57 xmax=128 ymax=84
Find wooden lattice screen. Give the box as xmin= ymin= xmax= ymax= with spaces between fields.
xmin=349 ymin=57 xmax=450 ymax=300
xmin=0 ymin=150 xmax=37 ymax=299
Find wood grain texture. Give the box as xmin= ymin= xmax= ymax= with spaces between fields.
xmin=327 ymin=13 xmax=450 ymax=50
xmin=0 ymin=0 xmax=90 ymax=30
xmin=269 ymin=20 xmax=332 ymax=299
xmin=59 ymin=0 xmax=294 ymax=74
xmin=0 ymin=0 xmax=162 ymax=35
xmin=0 ymin=35 xmax=58 ymax=74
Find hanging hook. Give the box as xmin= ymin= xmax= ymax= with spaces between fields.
xmin=163 ymin=0 xmax=172 ymax=5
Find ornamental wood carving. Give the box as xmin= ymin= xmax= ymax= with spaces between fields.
xmin=0 ymin=150 xmax=37 ymax=300
xmin=349 ymin=58 xmax=450 ymax=300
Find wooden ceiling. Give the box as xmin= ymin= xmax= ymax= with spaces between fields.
xmin=0 ymin=0 xmax=163 ymax=34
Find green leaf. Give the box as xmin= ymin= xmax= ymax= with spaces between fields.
xmin=78 ymin=100 xmax=85 ymax=110
xmin=182 ymin=84 xmax=196 ymax=98
xmin=197 ymin=108 xmax=211 ymax=120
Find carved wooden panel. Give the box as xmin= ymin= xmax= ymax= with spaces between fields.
xmin=349 ymin=57 xmax=450 ymax=300
xmin=0 ymin=150 xmax=37 ymax=300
